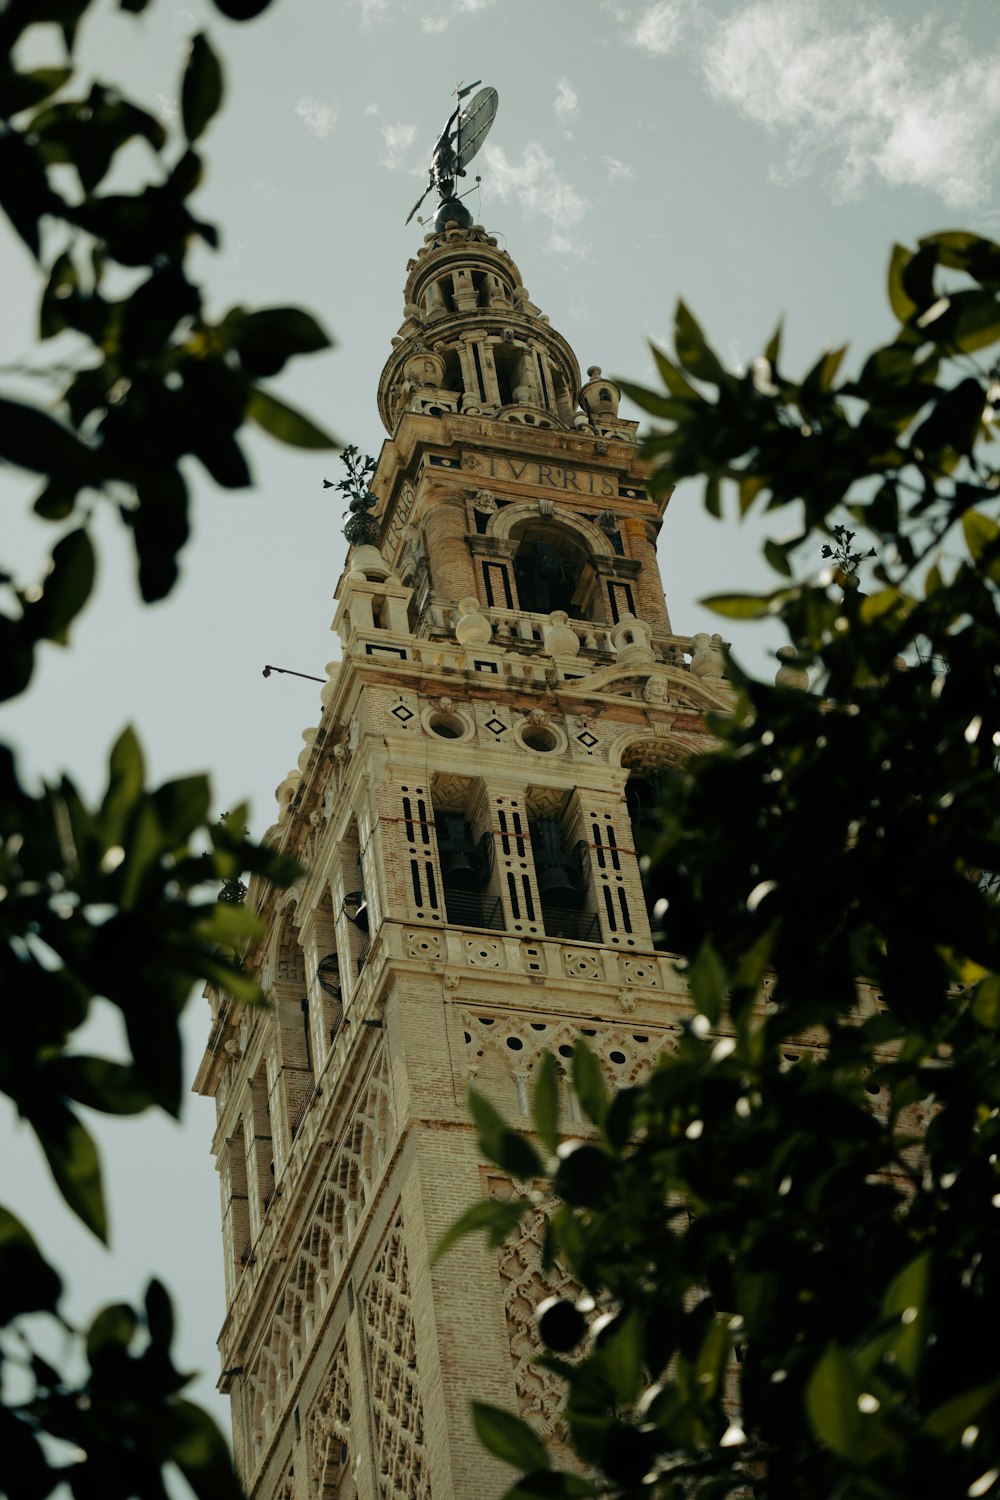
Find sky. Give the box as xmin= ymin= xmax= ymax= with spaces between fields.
xmin=1 ymin=0 xmax=998 ymax=1445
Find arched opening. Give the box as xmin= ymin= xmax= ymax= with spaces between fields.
xmin=512 ymin=522 xmax=595 ymax=619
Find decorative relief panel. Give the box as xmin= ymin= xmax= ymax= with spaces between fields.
xmin=459 ymin=1011 xmax=670 ymax=1117
xmin=404 ymin=929 xmax=443 ymax=961
xmin=492 ymin=1183 xmax=578 ymax=1456
xmin=561 ymin=949 xmax=601 ymax=981
xmin=464 ymin=937 xmax=503 ymax=968
xmin=362 ymin=1215 xmax=431 ymax=1500
xmin=308 ymin=1343 xmax=352 ymax=1500
xmin=242 ymin=1048 xmax=393 ymax=1469
xmin=620 ymin=956 xmax=660 ymax=987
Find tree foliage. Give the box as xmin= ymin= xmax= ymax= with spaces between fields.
xmin=1 ymin=1 xmax=324 ymax=1493
xmin=454 ymin=232 xmax=1000 ymax=1499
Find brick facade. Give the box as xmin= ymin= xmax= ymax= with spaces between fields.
xmin=194 ymin=219 xmax=731 ymax=1499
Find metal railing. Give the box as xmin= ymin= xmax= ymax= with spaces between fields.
xmin=540 ymin=907 xmax=600 ymax=943
xmin=290 ymin=1087 xmax=315 ymax=1140
xmin=442 ymin=888 xmax=505 ymax=931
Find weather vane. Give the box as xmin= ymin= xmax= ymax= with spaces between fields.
xmin=405 ymin=79 xmax=499 ymax=231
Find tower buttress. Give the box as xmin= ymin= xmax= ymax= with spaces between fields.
xmin=196 ymin=216 xmax=730 ymax=1500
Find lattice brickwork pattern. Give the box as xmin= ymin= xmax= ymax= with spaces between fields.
xmin=494 ymin=1187 xmax=579 ymax=1455
xmin=308 ymin=1342 xmax=352 ymax=1500
xmin=362 ymin=1215 xmax=431 ymax=1500
xmin=460 ymin=1009 xmax=672 ymax=1117
xmin=244 ymin=1049 xmax=392 ymax=1464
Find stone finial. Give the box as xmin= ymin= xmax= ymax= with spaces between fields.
xmin=775 ymin=645 xmax=810 ymax=690
xmin=611 ymin=612 xmax=655 ymax=668
xmin=454 ymin=597 xmax=492 ymax=646
xmin=580 ymin=367 xmax=622 ymax=421
xmin=541 ymin=610 xmax=581 ymax=659
xmin=690 ymin=633 xmax=726 ymax=679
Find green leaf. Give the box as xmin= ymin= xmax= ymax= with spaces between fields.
xmin=554 ymin=1144 xmax=614 ymax=1208
xmin=53 ymin=1057 xmax=153 ymax=1115
xmin=0 ymin=1207 xmax=63 ymax=1324
xmin=887 ymin=243 xmax=918 ymax=322
xmin=704 ymin=474 xmax=722 ymax=519
xmin=434 ymin=1197 xmax=528 ymax=1261
xmin=806 ymin=1345 xmax=862 ymax=1459
xmin=145 ymin=1278 xmax=175 ymax=1348
xmin=882 ymin=1250 xmax=930 ymax=1379
xmin=597 ymin=1309 xmax=645 ymax=1404
xmin=686 ymin=940 xmax=727 ymax=1025
xmin=649 ymin=341 xmax=699 ymax=399
xmin=469 ymin=1089 xmax=543 ymax=1180
xmin=963 ymin=509 xmax=1000 ymax=565
xmin=972 ymin=974 xmax=1000 ymax=1028
xmin=803 ymin=345 xmax=847 ymax=393
xmin=532 ymin=1051 xmax=560 ymax=1155
xmin=571 ymin=1039 xmax=607 ymax=1128
xmin=472 ymin=1403 xmax=551 ymax=1472
xmin=922 ymin=1379 xmax=1000 ymax=1446
xmin=0 ymin=396 xmax=95 ymax=479
xmin=87 ymin=1302 xmax=137 ymax=1363
xmin=101 ymin=725 xmax=145 ymax=845
xmin=181 ymin=33 xmax=223 ymax=143
xmin=229 ymin=306 xmax=331 ymax=375
xmin=194 ymin=901 xmax=265 ymax=949
xmin=168 ymin=1399 xmax=244 ymax=1500
xmin=247 ymin=388 xmax=336 ymax=449
xmin=674 ymin=300 xmax=726 ymax=384
xmin=37 ymin=1106 xmax=107 ymax=1241
xmin=701 ymin=592 xmax=773 ymax=621
xmin=694 ymin=1314 xmax=732 ymax=1404
xmin=2 ymin=66 xmax=73 ymax=118
xmin=25 ymin=528 xmax=95 ymax=643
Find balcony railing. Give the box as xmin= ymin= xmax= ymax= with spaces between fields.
xmin=540 ymin=907 xmax=600 ymax=943
xmin=290 ymin=1086 xmax=315 ymax=1140
xmin=442 ymin=888 xmax=505 ymax=931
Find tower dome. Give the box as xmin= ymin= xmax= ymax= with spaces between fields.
xmin=377 ymin=221 xmax=581 ymax=435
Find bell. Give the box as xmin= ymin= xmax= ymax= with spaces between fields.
xmin=443 ymin=848 xmax=477 ymax=885
xmin=352 ymin=898 xmax=369 ymax=934
xmin=537 ymin=863 xmax=580 ymax=908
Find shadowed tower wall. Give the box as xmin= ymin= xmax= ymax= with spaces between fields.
xmin=195 ymin=218 xmax=731 ymax=1500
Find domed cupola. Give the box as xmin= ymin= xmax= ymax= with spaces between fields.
xmin=377 ymin=221 xmax=582 ymax=435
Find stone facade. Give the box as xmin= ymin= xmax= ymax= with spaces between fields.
xmin=194 ymin=219 xmax=732 ymax=1500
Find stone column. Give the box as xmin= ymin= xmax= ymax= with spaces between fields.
xmin=421 ymin=501 xmax=477 ymax=604
xmin=621 ymin=516 xmax=672 ymax=632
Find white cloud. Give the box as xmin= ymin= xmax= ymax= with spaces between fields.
xmin=554 ymin=79 xmax=579 ymax=123
xmin=546 ymin=232 xmax=592 ymax=259
xmin=295 ymin=97 xmax=339 ymax=139
xmin=630 ymin=0 xmax=687 ymax=54
xmin=156 ymin=93 xmax=178 ymax=123
xmin=605 ymin=155 xmax=635 ymax=181
xmin=482 ymin=142 xmax=589 ymax=227
xmin=380 ymin=120 xmax=418 ymax=170
xmin=703 ymin=1 xmax=1000 ymax=208
xmin=421 ymin=14 xmax=449 ymax=30
xmin=358 ymin=0 xmax=391 ymax=25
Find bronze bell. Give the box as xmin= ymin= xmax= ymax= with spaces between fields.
xmin=537 ymin=862 xmax=580 ymax=908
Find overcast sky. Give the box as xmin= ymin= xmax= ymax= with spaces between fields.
xmin=1 ymin=0 xmax=997 ymax=1441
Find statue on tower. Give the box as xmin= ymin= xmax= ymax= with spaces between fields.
xmin=405 ymin=81 xmax=499 ymax=232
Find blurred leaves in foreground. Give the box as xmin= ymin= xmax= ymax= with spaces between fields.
xmin=450 ymin=231 xmax=1000 ymax=1500
xmin=1 ymin=0 xmax=316 ymax=1493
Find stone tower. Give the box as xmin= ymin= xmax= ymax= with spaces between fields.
xmin=195 ymin=217 xmax=731 ymax=1500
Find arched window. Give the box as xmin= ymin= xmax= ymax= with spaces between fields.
xmin=512 ymin=522 xmax=593 ymax=618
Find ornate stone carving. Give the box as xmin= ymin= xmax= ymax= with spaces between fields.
xmin=362 ymin=1216 xmax=431 ymax=1500
xmin=307 ymin=1343 xmax=352 ymax=1500
xmin=493 ymin=1189 xmax=578 ymax=1452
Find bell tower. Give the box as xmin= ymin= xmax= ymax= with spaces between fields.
xmin=195 ymin=207 xmax=731 ymax=1500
